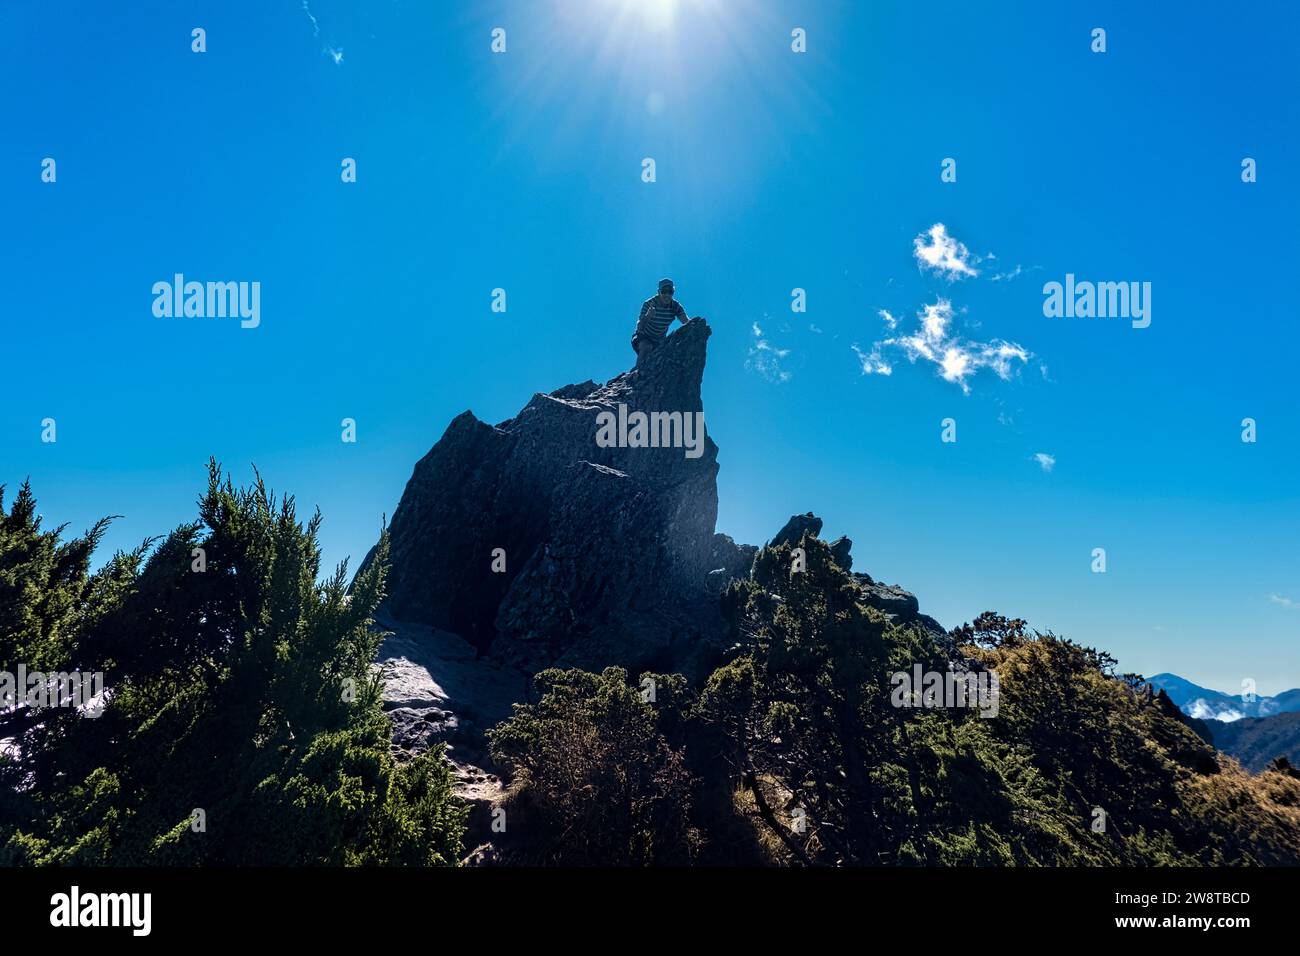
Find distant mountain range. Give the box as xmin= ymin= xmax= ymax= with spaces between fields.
xmin=1206 ymin=712 xmax=1300 ymax=773
xmin=1145 ymin=673 xmax=1300 ymax=722
xmin=1148 ymin=673 xmax=1300 ymax=773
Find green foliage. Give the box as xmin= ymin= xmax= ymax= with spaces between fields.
xmin=706 ymin=538 xmax=893 ymax=862
xmin=487 ymin=666 xmax=698 ymax=865
xmin=7 ymin=468 xmax=1298 ymax=868
xmin=480 ymin=534 xmax=1300 ymax=866
xmin=969 ymin=621 xmax=1300 ymax=865
xmin=0 ymin=480 xmax=125 ymax=671
xmin=703 ymin=537 xmax=1040 ymax=864
xmin=697 ymin=540 xmax=1300 ymax=866
xmin=0 ymin=463 xmax=465 ymax=866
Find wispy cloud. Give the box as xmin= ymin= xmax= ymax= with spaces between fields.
xmin=852 ymin=343 xmax=892 ymax=376
xmin=303 ymin=1 xmax=345 ymax=66
xmin=991 ymin=263 xmax=1042 ymax=283
xmin=857 ymin=299 xmax=1029 ymax=394
xmin=864 ymin=225 xmax=1037 ymax=392
xmin=1271 ymin=594 xmax=1298 ymax=610
xmin=913 ymin=223 xmax=979 ymax=279
xmin=747 ymin=321 xmax=792 ymax=383
xmin=303 ymin=0 xmax=320 ymax=37
xmin=1033 ymin=452 xmax=1056 ymax=473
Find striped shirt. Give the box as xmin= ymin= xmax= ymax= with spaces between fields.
xmin=638 ymin=295 xmax=686 ymax=338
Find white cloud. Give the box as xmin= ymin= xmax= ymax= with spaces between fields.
xmin=864 ymin=225 xmax=1037 ymax=392
xmin=941 ymin=347 xmax=970 ymax=383
xmin=1188 ymin=700 xmax=1244 ymax=722
xmin=919 ymin=301 xmax=950 ymax=343
xmin=992 ymin=264 xmax=1043 ymax=283
xmin=852 ymin=343 xmax=892 ymax=376
xmin=1271 ymin=594 xmax=1298 ymax=609
xmin=862 ymin=299 xmax=1029 ymax=393
xmin=1033 ymin=452 xmax=1056 ymax=473
xmin=304 ymin=2 xmax=344 ymax=65
xmin=979 ymin=341 xmax=1031 ymax=379
xmin=303 ymin=0 xmax=320 ymax=37
xmin=913 ymin=223 xmax=979 ymax=278
xmin=747 ymin=321 xmax=792 ymax=383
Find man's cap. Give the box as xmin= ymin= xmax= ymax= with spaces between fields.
xmin=658 ymin=277 xmax=674 ymax=292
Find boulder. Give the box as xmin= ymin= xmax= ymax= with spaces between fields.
xmin=770 ymin=512 xmax=822 ymax=548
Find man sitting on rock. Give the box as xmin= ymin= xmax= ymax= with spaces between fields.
xmin=633 ymin=277 xmax=690 ymax=366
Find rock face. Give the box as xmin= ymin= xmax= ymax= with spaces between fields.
xmin=374 ymin=613 xmax=526 ymax=861
xmin=373 ymin=319 xmax=735 ymax=679
xmin=769 ymin=512 xmax=853 ymax=572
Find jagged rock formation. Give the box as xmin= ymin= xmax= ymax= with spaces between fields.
xmin=371 ymin=318 xmax=741 ymax=679
xmin=367 ymin=318 xmax=944 ymax=846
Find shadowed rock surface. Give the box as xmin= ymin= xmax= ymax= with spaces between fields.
xmin=369 ymin=318 xmax=737 ymax=679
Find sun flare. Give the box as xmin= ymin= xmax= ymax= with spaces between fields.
xmin=613 ymin=0 xmax=680 ymax=31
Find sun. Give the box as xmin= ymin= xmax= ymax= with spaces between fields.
xmin=638 ymin=0 xmax=679 ymax=30
xmin=605 ymin=0 xmax=680 ymax=31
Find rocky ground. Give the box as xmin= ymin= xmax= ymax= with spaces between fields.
xmin=375 ymin=613 xmax=526 ymax=858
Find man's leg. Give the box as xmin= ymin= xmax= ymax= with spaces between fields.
xmin=634 ymin=336 xmax=655 ymax=367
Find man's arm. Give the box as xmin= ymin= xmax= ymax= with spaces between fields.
xmin=676 ymin=301 xmax=689 ymax=326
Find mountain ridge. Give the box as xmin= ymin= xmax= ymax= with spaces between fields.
xmin=1146 ymin=672 xmax=1300 ymax=722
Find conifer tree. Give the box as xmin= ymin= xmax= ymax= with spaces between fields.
xmin=0 ymin=463 xmax=466 ymax=865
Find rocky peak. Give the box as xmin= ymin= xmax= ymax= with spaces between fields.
xmin=371 ymin=316 xmax=942 ymax=684
xmin=375 ymin=319 xmax=729 ymax=677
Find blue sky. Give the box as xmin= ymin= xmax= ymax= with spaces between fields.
xmin=3 ymin=1 xmax=1298 ymax=692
